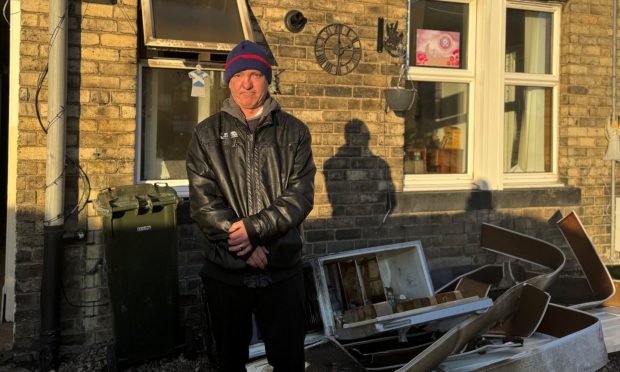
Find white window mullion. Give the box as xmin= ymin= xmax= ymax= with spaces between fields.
xmin=473 ymin=0 xmax=506 ymax=190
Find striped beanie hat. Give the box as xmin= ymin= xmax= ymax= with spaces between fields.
xmin=224 ymin=40 xmax=272 ymax=84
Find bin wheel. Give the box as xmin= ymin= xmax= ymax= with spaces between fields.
xmin=105 ymin=344 xmax=118 ymax=372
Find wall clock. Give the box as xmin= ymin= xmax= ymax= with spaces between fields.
xmin=314 ymin=23 xmax=362 ymax=75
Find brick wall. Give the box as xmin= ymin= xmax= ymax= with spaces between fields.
xmin=11 ymin=0 xmax=619 ymax=361
xmin=15 ymin=0 xmax=138 ymax=361
xmin=560 ymin=0 xmax=619 ymax=257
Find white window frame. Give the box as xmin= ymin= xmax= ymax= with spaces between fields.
xmin=405 ymin=0 xmax=478 ymax=191
xmin=502 ymin=1 xmax=562 ymax=188
xmin=404 ymin=0 xmax=562 ymax=191
xmin=135 ymin=59 xmax=226 ymax=198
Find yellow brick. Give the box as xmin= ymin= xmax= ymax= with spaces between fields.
xmin=118 ymin=134 xmax=135 ymax=147
xmin=18 ymin=146 xmax=47 ymax=161
xmin=80 ymin=32 xmax=101 ymax=46
xmin=81 ymin=18 xmax=117 ymax=32
xmin=99 ymin=63 xmax=137 ymax=76
xmin=82 ymin=3 xmax=114 ymax=18
xmin=100 ymin=34 xmax=137 ymax=48
xmin=81 ymin=75 xmax=120 ymax=89
xmin=120 ymin=105 xmax=136 ymax=119
xmin=21 ymin=13 xmax=39 ymax=27
xmin=120 ymin=79 xmax=136 ymax=90
xmin=82 ymin=47 xmax=119 ymax=62
xmin=117 ymin=22 xmax=138 ymax=35
xmin=21 ymin=0 xmax=48 ymax=13
xmin=113 ymin=6 xmax=137 ymax=20
xmin=98 ymin=119 xmax=136 ymax=132
xmin=21 ymin=42 xmax=40 ymax=57
xmin=80 ymin=105 xmax=120 ymax=119
xmin=111 ymin=92 xmax=136 ymax=104
xmin=21 ymin=27 xmax=47 ymax=43
xmin=80 ymin=133 xmax=118 ymax=147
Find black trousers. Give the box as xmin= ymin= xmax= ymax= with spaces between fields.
xmin=202 ymin=274 xmax=306 ymax=372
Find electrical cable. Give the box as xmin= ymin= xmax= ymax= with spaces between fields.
xmin=116 ymin=2 xmax=137 ymax=35
xmin=2 ymin=0 xmax=8 ymax=25
xmin=35 ymin=65 xmax=49 ymax=133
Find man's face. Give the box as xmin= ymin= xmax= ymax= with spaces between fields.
xmin=228 ymin=69 xmax=269 ymax=113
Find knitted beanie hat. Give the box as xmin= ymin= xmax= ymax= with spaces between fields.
xmin=224 ymin=40 xmax=272 ymax=84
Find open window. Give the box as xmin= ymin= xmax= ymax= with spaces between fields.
xmin=140 ymin=0 xmax=254 ymax=52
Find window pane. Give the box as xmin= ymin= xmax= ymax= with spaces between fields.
xmin=409 ymin=0 xmax=469 ymax=69
xmin=504 ymin=86 xmax=552 ymax=173
xmin=141 ymin=68 xmax=229 ymax=180
xmin=505 ymin=9 xmax=552 ymax=74
xmin=150 ymin=0 xmax=245 ymax=44
xmin=405 ymin=82 xmax=469 ymax=174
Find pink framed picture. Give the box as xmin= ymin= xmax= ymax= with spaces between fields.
xmin=415 ymin=29 xmax=460 ymax=68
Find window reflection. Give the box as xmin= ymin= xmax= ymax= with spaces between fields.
xmin=409 ymin=0 xmax=469 ymax=69
xmin=505 ymin=9 xmax=552 ymax=74
xmin=141 ymin=68 xmax=229 ymax=180
xmin=504 ymin=86 xmax=552 ymax=173
xmin=404 ymin=82 xmax=468 ymax=174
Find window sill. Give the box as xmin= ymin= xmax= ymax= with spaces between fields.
xmin=392 ymin=187 xmax=581 ymax=213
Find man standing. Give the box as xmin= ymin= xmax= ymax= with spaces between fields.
xmin=186 ymin=40 xmax=316 ymax=371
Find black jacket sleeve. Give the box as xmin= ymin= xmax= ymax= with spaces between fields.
xmin=186 ymin=129 xmax=238 ymax=241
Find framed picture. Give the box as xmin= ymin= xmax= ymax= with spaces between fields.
xmin=415 ymin=29 xmax=460 ymax=68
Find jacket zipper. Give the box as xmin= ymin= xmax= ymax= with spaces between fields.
xmin=248 ymin=132 xmax=257 ymax=215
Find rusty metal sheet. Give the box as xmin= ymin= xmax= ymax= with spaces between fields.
xmin=557 ymin=211 xmax=616 ymax=309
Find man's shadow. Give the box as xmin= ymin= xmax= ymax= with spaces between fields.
xmin=324 ymin=120 xmax=396 ymax=225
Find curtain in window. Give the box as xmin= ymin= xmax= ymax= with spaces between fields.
xmin=507 ymin=14 xmax=547 ymax=173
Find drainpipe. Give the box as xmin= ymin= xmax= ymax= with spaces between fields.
xmin=39 ymin=0 xmax=67 ymax=369
xmin=612 ymin=0 xmax=618 ymax=261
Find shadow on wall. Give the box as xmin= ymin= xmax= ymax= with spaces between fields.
xmin=324 ymin=119 xmax=396 ymax=221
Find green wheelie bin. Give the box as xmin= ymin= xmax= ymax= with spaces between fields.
xmin=95 ymin=184 xmax=180 ymax=369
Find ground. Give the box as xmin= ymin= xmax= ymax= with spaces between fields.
xmin=0 ymin=345 xmax=618 ymax=371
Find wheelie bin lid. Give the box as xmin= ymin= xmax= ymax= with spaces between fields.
xmin=94 ymin=183 xmax=179 ymax=216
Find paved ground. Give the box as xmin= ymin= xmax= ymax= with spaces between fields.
xmin=0 ymin=342 xmax=618 ymax=371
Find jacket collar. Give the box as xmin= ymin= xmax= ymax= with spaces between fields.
xmin=222 ymin=95 xmax=281 ymax=125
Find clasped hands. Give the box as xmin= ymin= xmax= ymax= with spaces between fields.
xmin=228 ymin=220 xmax=269 ymax=269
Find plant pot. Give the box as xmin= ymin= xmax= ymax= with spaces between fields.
xmin=384 ymin=87 xmax=416 ymax=112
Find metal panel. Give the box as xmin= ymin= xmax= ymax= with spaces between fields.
xmin=557 ymin=211 xmax=616 ymax=309
xmin=313 ymin=241 xmax=492 ymax=340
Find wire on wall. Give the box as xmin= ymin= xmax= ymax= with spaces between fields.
xmin=36 ymin=3 xmax=93 ymax=224
xmin=2 ymin=0 xmax=9 ymax=25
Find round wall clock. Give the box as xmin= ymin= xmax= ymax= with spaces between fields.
xmin=314 ymin=23 xmax=362 ymax=75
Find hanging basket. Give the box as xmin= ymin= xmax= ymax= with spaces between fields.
xmin=384 ymin=87 xmax=416 ymax=112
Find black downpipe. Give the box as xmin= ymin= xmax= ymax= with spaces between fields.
xmin=39 ymin=224 xmax=64 ymax=371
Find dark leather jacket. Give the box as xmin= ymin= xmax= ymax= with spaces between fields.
xmin=186 ymin=97 xmax=316 ymax=286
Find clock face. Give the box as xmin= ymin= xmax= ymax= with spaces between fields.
xmin=314 ymin=23 xmax=362 ymax=75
